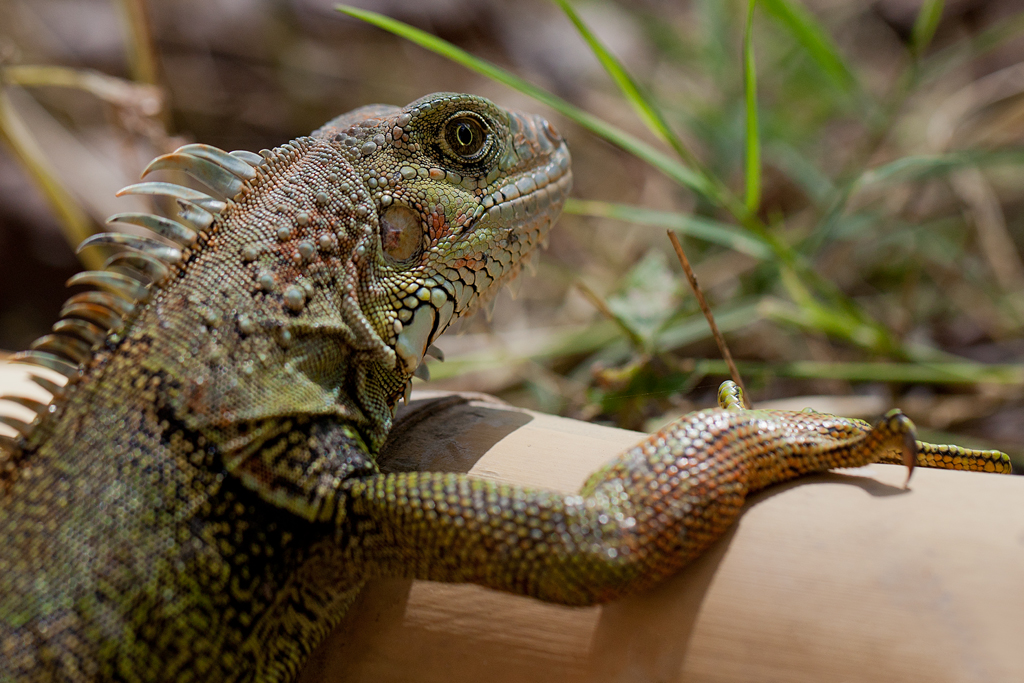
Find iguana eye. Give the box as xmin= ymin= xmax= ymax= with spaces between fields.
xmin=444 ymin=116 xmax=487 ymax=159
xmin=381 ymin=205 xmax=422 ymax=264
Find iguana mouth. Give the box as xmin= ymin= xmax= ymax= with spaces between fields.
xmin=473 ymin=112 xmax=571 ymax=237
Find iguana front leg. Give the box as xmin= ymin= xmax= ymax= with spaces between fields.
xmin=342 ymin=383 xmax=1010 ymax=605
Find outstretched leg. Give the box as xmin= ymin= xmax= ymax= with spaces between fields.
xmin=716 ymin=381 xmax=1011 ymax=474
xmin=343 ymin=395 xmax=962 ymax=606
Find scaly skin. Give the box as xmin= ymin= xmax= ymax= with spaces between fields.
xmin=0 ymin=92 xmax=1011 ymax=682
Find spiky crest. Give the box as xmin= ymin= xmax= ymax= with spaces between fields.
xmin=0 ymin=142 xmax=266 ymax=458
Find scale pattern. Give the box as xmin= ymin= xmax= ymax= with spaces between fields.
xmin=0 ymin=92 xmax=1011 ymax=682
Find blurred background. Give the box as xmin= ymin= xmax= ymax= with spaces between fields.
xmin=0 ymin=0 xmax=1022 ymax=468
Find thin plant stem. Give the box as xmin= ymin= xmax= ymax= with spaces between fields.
xmin=0 ymin=83 xmax=102 ymax=270
xmin=667 ymin=231 xmax=750 ymax=408
xmin=114 ymin=0 xmax=170 ymax=129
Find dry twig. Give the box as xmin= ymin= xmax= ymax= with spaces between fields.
xmin=667 ymin=230 xmax=750 ymax=408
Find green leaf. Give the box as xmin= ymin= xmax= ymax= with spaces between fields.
xmin=565 ymin=199 xmax=773 ymax=259
xmin=335 ymin=4 xmax=717 ymax=201
xmin=743 ymin=0 xmax=761 ymax=213
xmin=760 ymin=0 xmax=858 ymax=93
xmin=911 ymin=0 xmax=945 ymax=56
xmin=604 ymin=251 xmax=682 ymax=347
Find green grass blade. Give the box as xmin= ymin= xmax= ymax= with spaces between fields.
xmin=552 ymin=0 xmax=704 ymax=172
xmin=743 ymin=0 xmax=761 ymax=213
xmin=655 ymin=301 xmax=763 ymax=353
xmin=565 ymin=199 xmax=773 ymax=259
xmin=336 ymin=4 xmax=717 ymax=201
xmin=911 ymin=0 xmax=945 ymax=57
xmin=773 ymin=273 xmax=898 ymax=355
xmin=760 ymin=0 xmax=858 ymax=93
xmin=575 ymin=279 xmax=648 ymax=352
xmin=858 ymin=149 xmax=1024 ymax=186
xmin=807 ymin=148 xmax=1024 ymax=253
xmin=694 ymin=358 xmax=1024 ymax=385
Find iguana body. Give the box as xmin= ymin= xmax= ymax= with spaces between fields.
xmin=0 ymin=93 xmax=1010 ymax=682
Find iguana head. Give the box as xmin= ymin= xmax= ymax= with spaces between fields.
xmin=313 ymin=92 xmax=572 ymax=379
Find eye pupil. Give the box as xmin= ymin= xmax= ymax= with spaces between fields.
xmin=445 ymin=115 xmax=487 ymax=159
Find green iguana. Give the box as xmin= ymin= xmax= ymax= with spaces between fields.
xmin=0 ymin=92 xmax=1011 ymax=682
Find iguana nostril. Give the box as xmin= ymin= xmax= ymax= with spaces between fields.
xmin=542 ymin=120 xmax=562 ymax=145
